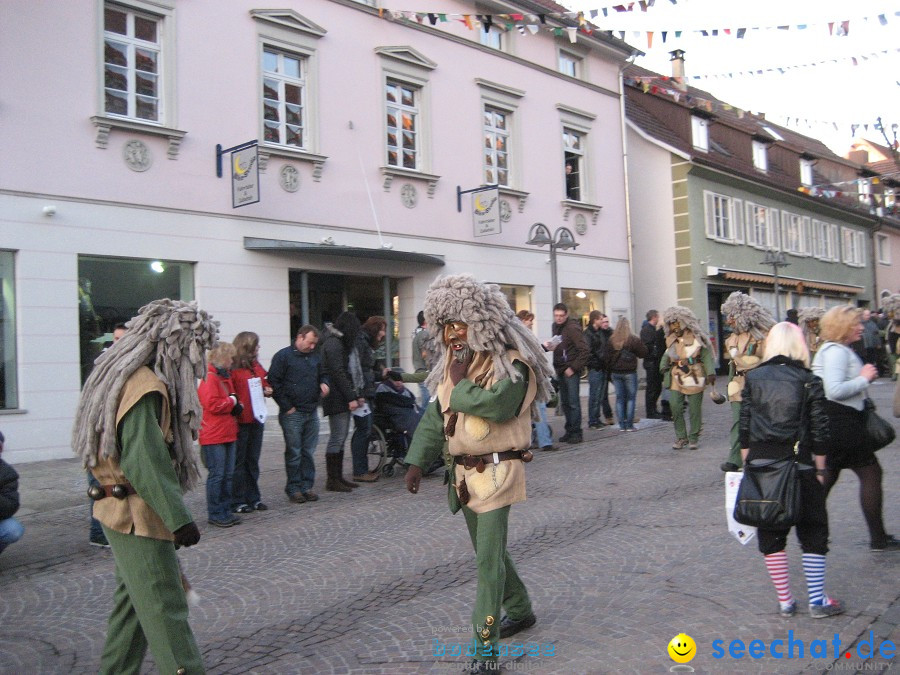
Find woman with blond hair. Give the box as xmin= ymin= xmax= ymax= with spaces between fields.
xmin=812 ymin=306 xmax=898 ymax=552
xmin=198 ymin=342 xmax=242 ymax=527
xmin=607 ymin=317 xmax=648 ymax=431
xmin=230 ymin=331 xmax=273 ymax=513
xmin=740 ymin=322 xmax=839 ymax=617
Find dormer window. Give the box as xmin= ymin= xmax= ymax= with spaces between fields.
xmin=691 ymin=115 xmax=708 ymax=152
xmin=800 ymin=158 xmax=814 ymax=186
xmin=858 ymin=178 xmax=872 ymax=205
xmin=752 ymin=140 xmax=768 ymax=172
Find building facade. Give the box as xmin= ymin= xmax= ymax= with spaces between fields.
xmin=0 ymin=0 xmax=636 ymax=463
xmin=623 ymin=56 xmax=898 ymax=368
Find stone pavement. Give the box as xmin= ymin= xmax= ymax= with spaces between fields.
xmin=1 ymin=382 xmax=898 ymax=674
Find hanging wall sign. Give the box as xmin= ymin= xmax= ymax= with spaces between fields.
xmin=472 ymin=187 xmax=501 ymax=237
xmin=231 ymin=144 xmax=259 ymax=208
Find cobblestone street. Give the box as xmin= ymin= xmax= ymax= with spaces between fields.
xmin=1 ymin=383 xmax=897 ymax=673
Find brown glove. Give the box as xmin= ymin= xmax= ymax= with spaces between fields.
xmin=173 ymin=521 xmax=201 ymax=548
xmin=707 ymin=374 xmax=717 ymax=387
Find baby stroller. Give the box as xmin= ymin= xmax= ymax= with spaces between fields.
xmin=367 ymin=374 xmax=423 ymax=477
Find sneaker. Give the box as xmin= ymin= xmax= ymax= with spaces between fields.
xmin=721 ymin=462 xmax=741 ymax=472
xmin=89 ymin=534 xmax=111 ymax=548
xmin=233 ymin=503 xmax=252 ymax=514
xmin=540 ymin=445 xmax=559 ymax=452
xmin=809 ymin=597 xmax=844 ymax=619
xmin=605 ymin=416 xmax=615 ymax=425
xmin=672 ymin=439 xmax=689 ymax=449
xmin=288 ymin=492 xmax=307 ymax=504
xmin=498 ymin=612 xmax=537 ymax=639
xmin=208 ymin=518 xmax=236 ymax=528
xmin=779 ymin=601 xmax=797 ymax=618
xmin=253 ymin=501 xmax=268 ymax=511
xmin=229 ymin=515 xmax=242 ymax=525
xmin=588 ymin=423 xmax=604 ymax=430
xmin=689 ymin=442 xmax=699 ymax=450
xmin=870 ymin=535 xmax=900 ymax=551
xmin=626 ymin=428 xmax=637 ymax=432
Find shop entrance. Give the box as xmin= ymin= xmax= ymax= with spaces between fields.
xmin=288 ymin=271 xmax=399 ymax=364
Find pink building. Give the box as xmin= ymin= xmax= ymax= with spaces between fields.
xmin=0 ymin=0 xmax=636 ymax=462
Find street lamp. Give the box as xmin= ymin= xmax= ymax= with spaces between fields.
xmin=526 ymin=223 xmax=579 ymax=304
xmin=760 ymin=249 xmax=790 ymax=321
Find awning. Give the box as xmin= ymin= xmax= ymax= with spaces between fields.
xmin=244 ymin=237 xmax=445 ymax=266
xmin=721 ymin=271 xmax=863 ymax=295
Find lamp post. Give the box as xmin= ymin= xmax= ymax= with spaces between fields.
xmin=760 ymin=250 xmax=790 ymax=321
xmin=526 ymin=223 xmax=579 ymax=304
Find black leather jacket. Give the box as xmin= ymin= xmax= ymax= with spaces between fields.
xmin=738 ymin=355 xmax=830 ymax=464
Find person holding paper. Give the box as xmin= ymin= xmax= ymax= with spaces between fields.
xmin=231 ymin=331 xmax=273 ymax=514
xmin=322 ymin=312 xmax=379 ymax=489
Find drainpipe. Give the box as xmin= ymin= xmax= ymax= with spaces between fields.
xmin=618 ymin=61 xmax=636 ymax=326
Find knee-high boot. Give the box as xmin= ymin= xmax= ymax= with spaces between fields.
xmin=337 ymin=451 xmax=358 ymax=488
xmin=325 ymin=454 xmax=352 ymax=492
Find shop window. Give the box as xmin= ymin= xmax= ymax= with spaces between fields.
xmin=561 ymin=288 xmax=605 ymax=327
xmin=0 ymin=251 xmax=17 ymax=409
xmin=495 ymin=284 xmax=533 ymax=316
xmin=77 ymin=255 xmax=193 ymax=383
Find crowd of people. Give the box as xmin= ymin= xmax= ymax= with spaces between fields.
xmin=0 ymin=287 xmax=897 ymax=673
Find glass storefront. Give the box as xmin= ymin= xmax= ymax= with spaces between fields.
xmin=0 ymin=251 xmax=17 ymax=409
xmin=561 ymin=288 xmax=606 ymax=328
xmin=495 ymin=284 xmax=533 ymax=316
xmin=77 ymin=255 xmax=194 ymax=383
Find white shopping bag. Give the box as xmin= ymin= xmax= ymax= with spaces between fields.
xmin=725 ymin=471 xmax=756 ymax=545
xmin=351 ymin=401 xmax=371 ymax=417
xmin=248 ymin=377 xmax=267 ymax=424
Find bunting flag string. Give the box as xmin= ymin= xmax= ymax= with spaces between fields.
xmin=624 ymin=75 xmax=899 ymax=147
xmin=381 ymin=7 xmax=898 ymax=45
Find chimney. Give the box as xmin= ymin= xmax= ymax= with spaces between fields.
xmin=848 ymin=149 xmax=869 ymax=165
xmin=669 ymin=49 xmax=687 ymax=92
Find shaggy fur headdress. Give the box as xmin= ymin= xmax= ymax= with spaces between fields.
xmin=881 ymin=294 xmax=900 ymax=319
xmin=72 ymin=299 xmax=219 ymax=491
xmin=423 ymin=274 xmax=554 ymax=405
xmin=720 ymin=291 xmax=775 ymax=339
xmin=797 ymin=306 xmax=825 ymax=330
xmin=661 ymin=305 xmax=713 ymax=351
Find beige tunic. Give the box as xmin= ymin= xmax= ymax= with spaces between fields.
xmin=91 ymin=367 xmax=176 ymax=540
xmin=666 ymin=331 xmax=707 ymax=395
xmin=724 ymin=333 xmax=765 ymax=402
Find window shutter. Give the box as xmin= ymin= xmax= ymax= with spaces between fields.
xmin=811 ymin=220 xmax=820 ymax=258
xmin=842 ymin=228 xmax=851 ymax=263
xmin=781 ymin=211 xmax=790 ymax=252
xmin=769 ymin=210 xmax=780 ymax=251
xmin=856 ymin=231 xmax=866 ymax=266
xmin=745 ymin=203 xmax=757 ymax=246
xmin=732 ymin=199 xmax=744 ymax=243
xmin=704 ymin=192 xmax=716 ymax=238
xmin=801 ymin=217 xmax=811 ymax=256
xmin=830 ymin=224 xmax=839 ymax=261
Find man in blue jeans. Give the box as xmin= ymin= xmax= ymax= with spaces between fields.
xmin=544 ymin=303 xmax=589 ymax=444
xmin=269 ymin=325 xmax=330 ymax=504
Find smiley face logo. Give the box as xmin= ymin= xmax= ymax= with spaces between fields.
xmin=667 ymin=633 xmax=696 ymax=664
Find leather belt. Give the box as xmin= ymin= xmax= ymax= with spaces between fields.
xmin=87 ymin=483 xmax=137 ymax=501
xmin=457 ymin=450 xmax=532 ymax=473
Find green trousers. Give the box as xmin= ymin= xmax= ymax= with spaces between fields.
xmin=726 ymin=401 xmax=743 ymax=466
xmin=670 ymin=390 xmax=703 ymax=443
xmin=100 ymin=527 xmax=204 ymax=675
xmin=462 ymin=505 xmax=533 ymax=662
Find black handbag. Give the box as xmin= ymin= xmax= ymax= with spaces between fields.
xmin=733 ymin=381 xmax=808 ymax=529
xmin=733 ymin=456 xmax=801 ymax=528
xmin=864 ymin=399 xmax=895 ymax=452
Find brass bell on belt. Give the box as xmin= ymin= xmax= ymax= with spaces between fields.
xmin=484 ymin=615 xmax=494 ymax=626
xmin=480 ymin=628 xmax=491 ymax=639
xmin=110 ymin=484 xmax=129 ymax=499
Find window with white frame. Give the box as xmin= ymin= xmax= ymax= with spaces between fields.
xmin=779 ymin=211 xmax=810 ymax=256
xmin=752 ymin=140 xmax=768 ymax=172
xmin=385 ymin=80 xmax=420 ymax=169
xmin=858 ymin=178 xmax=872 ymax=206
xmin=103 ymin=3 xmax=163 ymax=122
xmin=800 ymin=159 xmax=814 ymax=186
xmin=262 ymin=48 xmax=306 ymax=148
xmin=876 ymin=233 xmax=891 ymax=265
xmin=558 ymin=50 xmax=581 ymax=77
xmin=745 ymin=202 xmax=778 ymax=250
xmin=841 ymin=227 xmax=866 ymax=267
xmin=691 ymin=116 xmax=709 ymax=152
xmin=703 ymin=191 xmax=744 ymax=243
xmin=0 ymin=251 xmax=17 ymax=410
xmin=479 ymin=26 xmax=503 ymax=50
xmin=812 ymin=219 xmax=839 ymax=262
xmin=563 ymin=127 xmax=584 ymax=201
xmin=483 ymin=106 xmax=510 ymax=186
xmin=886 ymin=188 xmax=896 ymax=209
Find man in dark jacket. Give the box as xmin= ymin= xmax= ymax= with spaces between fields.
xmin=640 ymin=310 xmax=666 ymax=419
xmin=584 ymin=311 xmax=613 ymax=428
xmin=269 ymin=325 xmax=330 ymax=504
xmin=543 ymin=303 xmax=589 ymax=443
xmin=0 ymin=431 xmax=24 ymax=556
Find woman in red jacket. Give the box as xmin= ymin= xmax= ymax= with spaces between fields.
xmin=198 ymin=343 xmax=241 ymax=527
xmin=231 ymin=332 xmax=273 ymax=513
